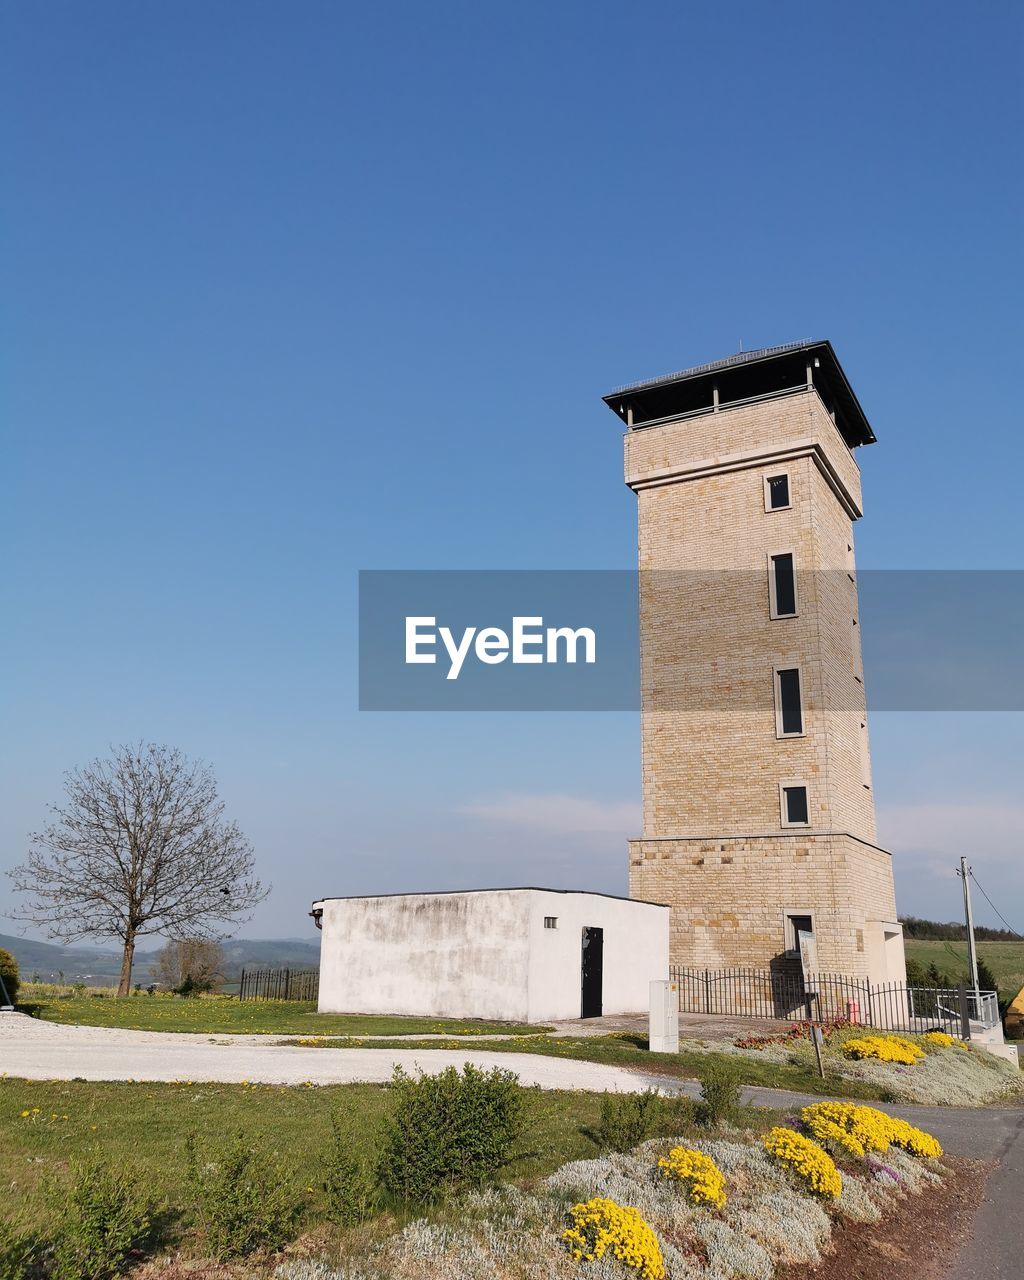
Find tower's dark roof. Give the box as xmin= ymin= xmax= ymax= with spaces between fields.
xmin=602 ymin=339 xmax=875 ymax=448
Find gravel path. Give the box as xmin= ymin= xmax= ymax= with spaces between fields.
xmin=0 ymin=1012 xmax=642 ymax=1091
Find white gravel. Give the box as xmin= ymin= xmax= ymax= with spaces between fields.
xmin=0 ymin=1012 xmax=646 ymax=1092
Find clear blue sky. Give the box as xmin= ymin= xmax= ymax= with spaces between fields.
xmin=3 ymin=1 xmax=1022 ymax=944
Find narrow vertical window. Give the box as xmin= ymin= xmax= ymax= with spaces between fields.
xmin=769 ymin=552 xmax=797 ymax=618
xmin=859 ymin=721 xmax=871 ymax=788
xmin=780 ymin=783 xmax=809 ymax=826
xmin=775 ymin=667 xmax=804 ymax=736
xmin=764 ymin=473 xmax=791 ymax=511
xmin=544 ymin=916 xmax=558 ymax=929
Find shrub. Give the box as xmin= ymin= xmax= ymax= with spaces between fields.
xmin=801 ymin=1102 xmax=894 ymax=1159
xmin=697 ymin=1060 xmax=741 ymax=1127
xmin=322 ymin=1112 xmax=377 ymax=1227
xmin=0 ymin=1216 xmax=37 ymax=1280
xmin=842 ymin=1034 xmax=925 ymax=1065
xmin=657 ymin=1146 xmax=727 ymax=1208
xmin=762 ymin=1127 xmax=842 ymax=1198
xmin=922 ymin=1031 xmax=964 ymax=1050
xmin=185 ymin=1132 xmax=297 ymax=1259
xmin=884 ymin=1116 xmax=942 ymax=1159
xmin=47 ymin=1157 xmax=151 ymax=1280
xmin=0 ymin=950 xmax=19 ymax=1006
xmin=376 ymin=1064 xmax=523 ymax=1205
xmin=596 ymin=1090 xmax=662 ymax=1152
xmin=563 ymin=1197 xmax=665 ymax=1279
xmin=801 ymin=1103 xmax=942 ymax=1162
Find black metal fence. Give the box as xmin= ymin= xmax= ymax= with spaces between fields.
xmin=670 ymin=966 xmax=997 ymax=1037
xmin=238 ymin=967 xmax=319 ymax=1002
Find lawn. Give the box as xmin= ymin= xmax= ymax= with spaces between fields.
xmin=0 ymin=1076 xmax=709 ymax=1238
xmin=19 ymin=993 xmax=549 ymax=1037
xmin=904 ymin=939 xmax=1024 ymax=1001
xmin=280 ymin=1031 xmax=892 ymax=1101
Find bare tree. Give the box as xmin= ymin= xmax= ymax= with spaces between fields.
xmin=10 ymin=743 xmax=268 ymax=995
xmin=152 ymin=938 xmax=225 ymax=994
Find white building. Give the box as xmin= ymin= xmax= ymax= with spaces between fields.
xmin=311 ymin=888 xmax=670 ymax=1023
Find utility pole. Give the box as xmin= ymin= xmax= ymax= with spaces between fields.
xmin=957 ymin=856 xmax=981 ymax=1002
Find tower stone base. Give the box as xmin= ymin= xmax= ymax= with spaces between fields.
xmin=629 ymin=831 xmax=906 ymax=985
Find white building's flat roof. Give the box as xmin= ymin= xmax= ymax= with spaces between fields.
xmin=311 ymin=886 xmax=669 ymax=908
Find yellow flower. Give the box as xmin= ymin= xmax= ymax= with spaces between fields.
xmin=657 ymin=1147 xmax=727 ymax=1208
xmin=922 ymin=1031 xmax=966 ymax=1050
xmin=563 ymin=1197 xmax=665 ymax=1280
xmin=763 ymin=1127 xmax=842 ymax=1198
xmin=884 ymin=1115 xmax=942 ymax=1159
xmin=20 ymin=1110 xmax=30 ymax=1118
xmin=842 ymin=1034 xmax=925 ymax=1065
xmin=801 ymin=1102 xmax=894 ymax=1158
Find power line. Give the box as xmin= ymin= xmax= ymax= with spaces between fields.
xmin=968 ymin=869 xmax=1024 ymax=941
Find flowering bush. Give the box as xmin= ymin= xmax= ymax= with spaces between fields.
xmin=563 ymin=1197 xmax=665 ymax=1279
xmin=922 ymin=1031 xmax=965 ymax=1050
xmin=657 ymin=1146 xmax=727 ymax=1209
xmin=884 ymin=1116 xmax=943 ymax=1160
xmin=801 ymin=1102 xmax=893 ymax=1159
xmin=762 ymin=1127 xmax=842 ymax=1198
xmin=842 ymin=1035 xmax=925 ymax=1065
xmin=735 ymin=1017 xmax=851 ymax=1051
xmin=800 ymin=1102 xmax=942 ymax=1162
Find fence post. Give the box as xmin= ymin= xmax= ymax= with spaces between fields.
xmin=238 ymin=968 xmax=245 ymax=1000
xmin=703 ymin=970 xmax=711 ymax=1014
xmin=958 ymin=983 xmax=971 ymax=1040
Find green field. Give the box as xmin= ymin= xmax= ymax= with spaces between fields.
xmin=19 ymin=993 xmax=548 ymax=1038
xmin=904 ymin=940 xmax=1024 ymax=1000
xmin=280 ymin=1031 xmax=891 ymax=1101
xmin=0 ymin=1076 xmax=726 ymax=1241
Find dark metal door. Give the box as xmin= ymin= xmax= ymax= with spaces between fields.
xmin=581 ymin=926 xmax=604 ymax=1018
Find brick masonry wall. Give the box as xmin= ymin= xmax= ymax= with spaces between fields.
xmin=626 ymin=385 xmax=901 ymax=982
xmin=629 ymin=832 xmax=899 ymax=979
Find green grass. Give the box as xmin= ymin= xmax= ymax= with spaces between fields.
xmin=279 ymin=1031 xmax=890 ymax=1101
xmin=905 ymin=939 xmax=1024 ymax=1001
xmin=19 ymin=994 xmax=549 ymax=1037
xmin=0 ymin=1076 xmax=732 ymax=1240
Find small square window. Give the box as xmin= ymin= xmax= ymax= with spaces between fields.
xmin=764 ymin=473 xmax=791 ymax=511
xmin=780 ymin=783 xmax=809 ymax=826
xmin=774 ymin=666 xmax=804 ymax=736
xmin=543 ymin=916 xmax=558 ymax=929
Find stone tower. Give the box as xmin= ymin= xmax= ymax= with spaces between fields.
xmin=603 ymin=341 xmax=906 ymax=985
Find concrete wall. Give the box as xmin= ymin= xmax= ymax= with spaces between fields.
xmin=524 ymin=890 xmax=669 ymax=1022
xmin=314 ymin=889 xmax=669 ymax=1022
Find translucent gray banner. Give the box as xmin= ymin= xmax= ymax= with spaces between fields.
xmin=358 ymin=570 xmax=1024 ymax=711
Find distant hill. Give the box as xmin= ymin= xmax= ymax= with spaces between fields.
xmin=899 ymin=916 xmax=1020 ymax=942
xmin=0 ymin=933 xmax=320 ymax=985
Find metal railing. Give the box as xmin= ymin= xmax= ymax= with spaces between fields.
xmin=670 ymin=965 xmax=999 ymax=1037
xmin=237 ymin=967 xmax=319 ymax=1002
